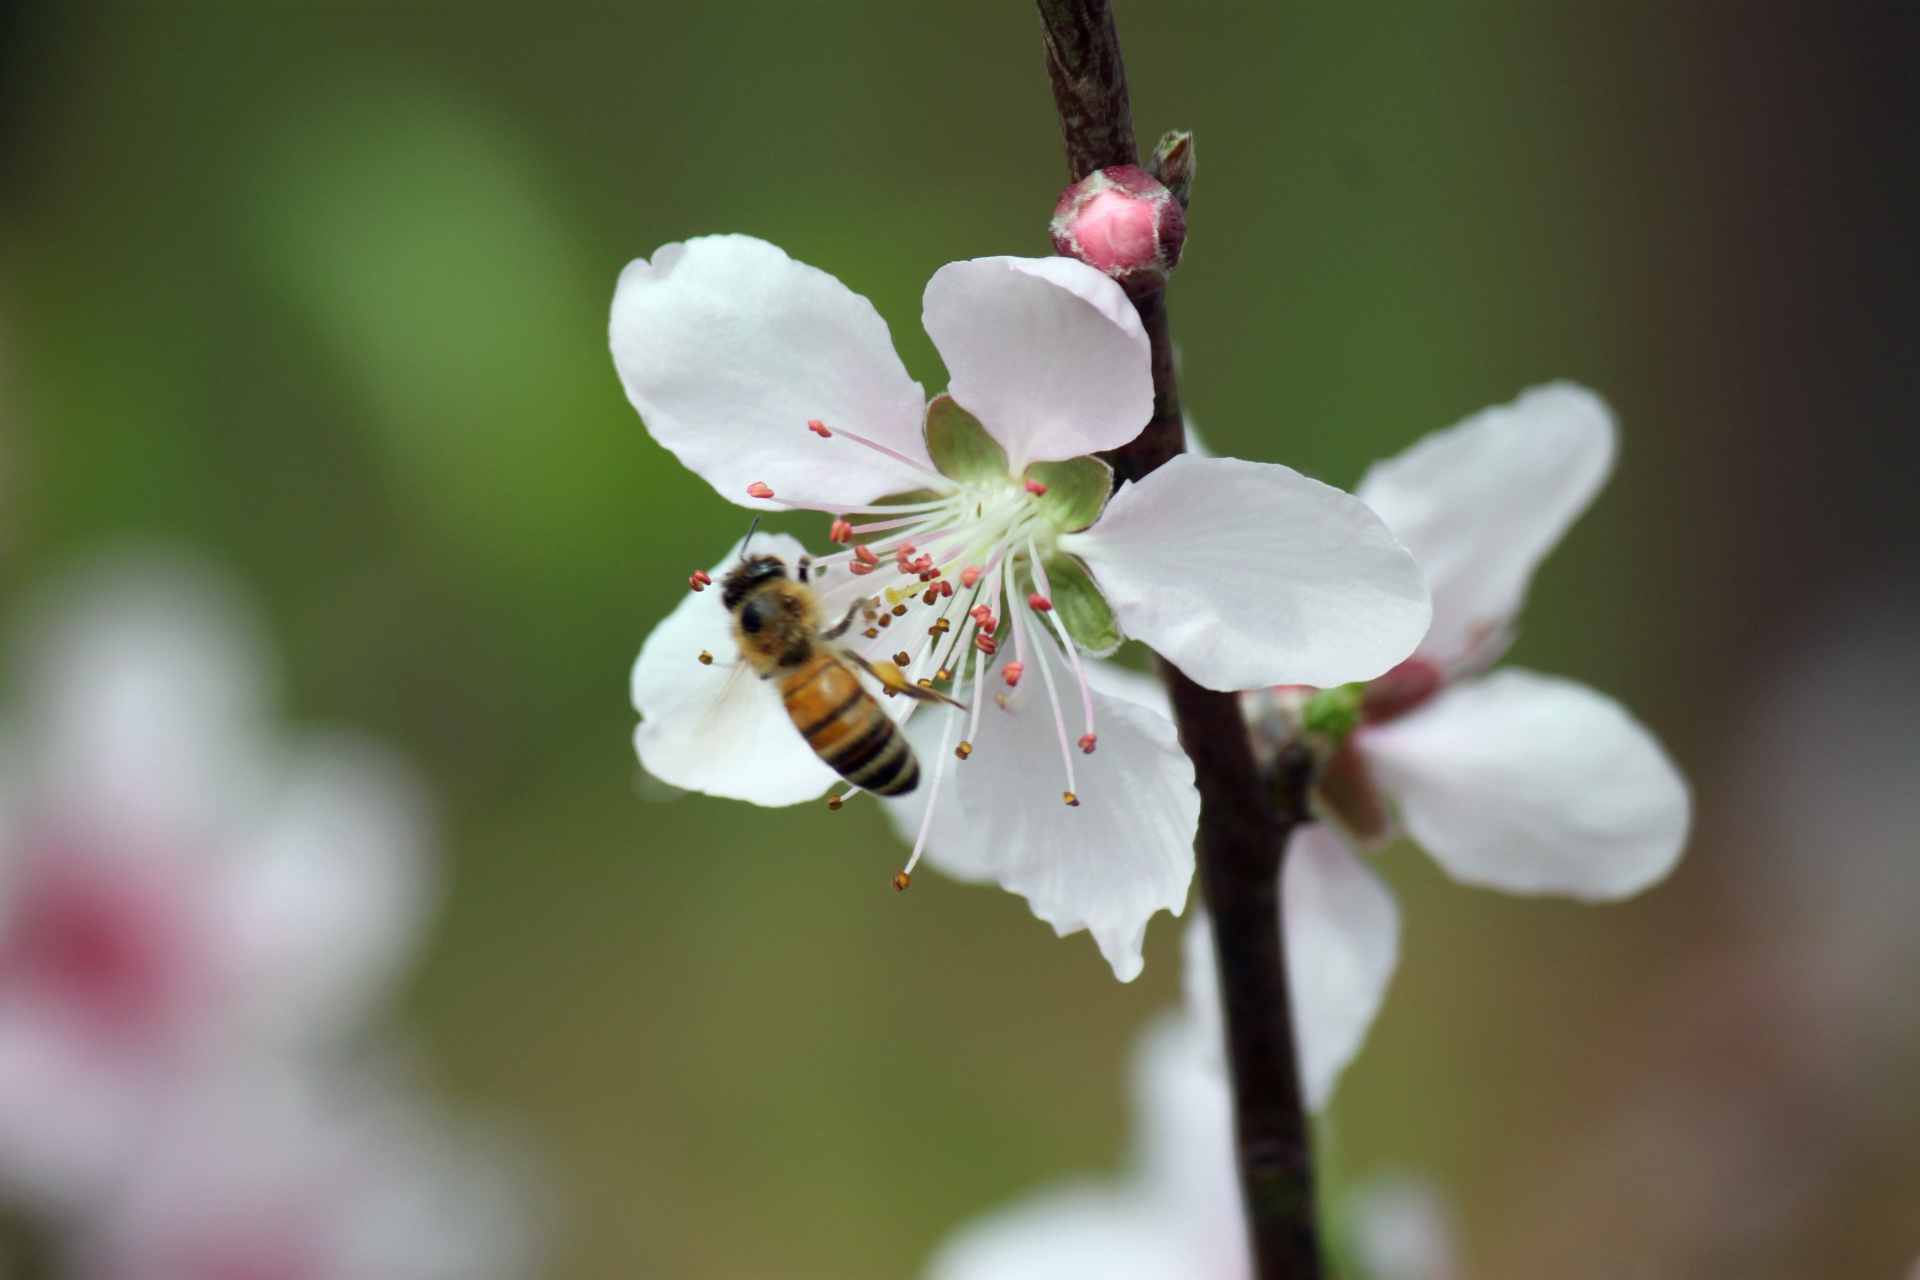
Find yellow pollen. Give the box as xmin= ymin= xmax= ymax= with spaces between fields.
xmin=891 ymin=603 xmax=908 ymax=617
xmin=892 ymin=871 xmax=912 ymax=892
xmin=892 ymin=651 xmax=910 ymax=666
xmin=862 ymin=627 xmax=879 ymax=639
xmin=936 ymin=667 xmax=952 ymax=682
xmin=878 ymin=613 xmax=892 ymax=628
xmin=955 ymin=741 xmax=972 ymax=759
xmin=1063 ymin=791 xmax=1080 ymax=807
xmin=698 ymin=650 xmax=713 ymax=665
xmin=827 ymin=795 xmax=844 ymax=811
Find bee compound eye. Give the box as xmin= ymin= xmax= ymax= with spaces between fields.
xmin=738 ymin=600 xmax=766 ymax=634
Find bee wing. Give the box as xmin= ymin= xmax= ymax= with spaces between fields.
xmin=842 ymin=647 xmax=969 ymax=711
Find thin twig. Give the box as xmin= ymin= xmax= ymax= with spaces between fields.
xmin=1035 ymin=3 xmax=1324 ymax=1277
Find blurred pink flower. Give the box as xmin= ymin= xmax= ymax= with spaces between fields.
xmin=0 ymin=556 xmax=433 ymax=1211
xmin=614 ymin=234 xmax=1429 ymax=979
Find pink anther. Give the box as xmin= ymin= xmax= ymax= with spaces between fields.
xmin=746 ymin=481 xmax=775 ymax=499
xmin=854 ymin=544 xmax=880 ymax=566
xmin=1078 ymin=733 xmax=1098 ymax=754
xmin=688 ymin=570 xmax=712 ymax=592
xmin=937 ymin=580 xmax=954 ymax=598
xmin=829 ymin=519 xmax=853 ymax=543
xmin=849 ymin=562 xmax=874 ymax=576
xmin=807 ymin=419 xmax=832 ymax=437
xmin=1002 ymin=662 xmax=1025 ymax=687
xmin=1028 ymin=593 xmax=1053 ymax=612
xmin=960 ymin=566 xmax=983 ymax=588
xmin=1024 ymin=478 xmax=1048 ymax=496
xmin=974 ymin=634 xmax=998 ymax=655
xmin=912 ymin=555 xmax=933 ymax=575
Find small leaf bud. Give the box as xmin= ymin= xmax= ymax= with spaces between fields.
xmin=1050 ymin=164 xmax=1187 ymax=297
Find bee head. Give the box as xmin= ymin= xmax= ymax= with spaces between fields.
xmin=720 ymin=555 xmax=789 ymax=611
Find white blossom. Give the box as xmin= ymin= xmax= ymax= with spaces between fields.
xmin=614 ymin=235 xmax=1430 ymax=979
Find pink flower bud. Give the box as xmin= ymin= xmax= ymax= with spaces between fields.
xmin=1050 ymin=164 xmax=1187 ymax=296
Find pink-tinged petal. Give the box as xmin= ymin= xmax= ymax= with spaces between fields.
xmin=1356 ymin=382 xmax=1615 ymax=671
xmin=1064 ymin=455 xmax=1431 ymax=691
xmin=630 ymin=536 xmax=839 ymax=806
xmin=1181 ymin=826 xmax=1399 ymax=1115
xmin=899 ymin=676 xmax=1197 ymax=982
xmin=1282 ymin=825 xmax=1400 ymax=1111
xmin=220 ymin=739 xmax=434 ymax=1048
xmin=923 ymin=257 xmax=1152 ymax=468
xmin=610 ymin=235 xmax=930 ymax=509
xmin=1362 ymin=667 xmax=1691 ymax=898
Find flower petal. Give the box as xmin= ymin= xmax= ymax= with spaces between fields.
xmin=610 ymin=235 xmax=930 ymax=509
xmin=1362 ymin=667 xmax=1691 ymax=898
xmin=1356 ymin=382 xmax=1615 ymax=670
xmin=923 ymin=1013 xmax=1242 ymax=1280
xmin=1282 ymin=825 xmax=1400 ymax=1111
xmin=924 ymin=1182 xmax=1193 ymax=1280
xmin=630 ymin=535 xmax=840 ymax=806
xmin=1064 ymin=455 xmax=1431 ymax=691
xmin=1180 ymin=826 xmax=1400 ymax=1115
xmin=221 ymin=738 xmax=434 ymax=1048
xmin=899 ymin=673 xmax=1197 ymax=981
xmin=923 ymin=257 xmax=1152 ymax=468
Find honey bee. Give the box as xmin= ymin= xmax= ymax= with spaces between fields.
xmin=720 ymin=552 xmax=959 ymax=797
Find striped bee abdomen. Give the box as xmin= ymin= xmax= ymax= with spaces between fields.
xmin=780 ymin=653 xmax=921 ymax=796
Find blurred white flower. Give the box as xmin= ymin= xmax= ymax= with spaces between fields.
xmin=925 ymin=932 xmax=1458 ymax=1280
xmin=615 ymin=234 xmax=1429 ymax=980
xmin=0 ymin=555 xmax=434 ymax=1210
xmin=923 ymin=1010 xmax=1246 ymax=1280
xmin=69 ymin=1055 xmax=542 ymax=1280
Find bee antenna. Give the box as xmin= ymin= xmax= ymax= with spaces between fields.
xmin=740 ymin=516 xmax=763 ymax=561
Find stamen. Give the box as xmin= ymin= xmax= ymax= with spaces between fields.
xmin=1025 ymin=478 xmax=1048 ymax=496
xmin=1063 ymin=791 xmax=1079 ymax=807
xmin=849 ymin=562 xmax=875 ymax=576
xmin=936 ymin=667 xmax=952 ymax=682
xmin=1029 ymin=540 xmax=1098 ymax=748
xmin=809 ymin=421 xmax=948 ymax=483
xmin=898 ymin=693 xmax=961 ymax=886
xmin=928 ymin=618 xmax=951 ymax=636
xmin=827 ymin=795 xmax=843 ymax=810
xmin=829 ymin=519 xmax=853 ymax=543
xmin=1011 ymin=597 xmax=1078 ymax=798
xmin=855 ymin=545 xmax=880 ymax=567
xmin=1079 ymin=733 xmax=1097 ymax=754
xmin=747 ymin=482 xmax=775 ymax=499
xmin=1028 ymin=593 xmax=1053 ymax=612
xmin=891 ymin=603 xmax=908 ymax=617
xmin=975 ymin=634 xmax=998 ymax=655
xmin=807 ymin=419 xmax=833 ymax=437
xmin=1002 ymin=662 xmax=1025 ymax=687
xmin=955 ymin=741 xmax=972 ymax=758
xmin=937 ymin=580 xmax=954 ymax=598
xmin=961 ymin=566 xmax=983 ymax=588
xmin=893 ymin=651 xmax=910 ymax=666
xmin=893 ymin=872 xmax=911 ymax=891
xmin=689 ymin=570 xmax=712 ymax=592
xmin=698 ymin=650 xmax=713 ymax=665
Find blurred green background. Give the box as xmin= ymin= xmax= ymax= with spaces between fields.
xmin=1 ymin=3 xmax=1915 ymax=1278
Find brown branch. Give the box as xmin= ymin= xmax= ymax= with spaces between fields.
xmin=1036 ymin=3 xmax=1324 ymax=1278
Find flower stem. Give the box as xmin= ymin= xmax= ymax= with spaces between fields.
xmin=1035 ymin=4 xmax=1325 ymax=1277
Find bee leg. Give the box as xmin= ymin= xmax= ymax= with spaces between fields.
xmin=821 ymin=596 xmax=877 ymax=641
xmin=797 ymin=555 xmax=811 ymax=584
